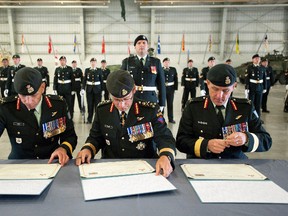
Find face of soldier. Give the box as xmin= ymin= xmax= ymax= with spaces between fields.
xmin=188 ymin=62 xmax=193 ymax=68
xmin=208 ymin=60 xmax=216 ymax=68
xmin=18 ymin=82 xmax=45 ymax=110
xmin=13 ymin=58 xmax=20 ymax=65
xmin=163 ymin=61 xmax=170 ymax=68
xmin=101 ymin=62 xmax=106 ymax=68
xmin=2 ymin=60 xmax=9 ymax=67
xmin=207 ymin=80 xmax=236 ymax=106
xmin=261 ymin=61 xmax=268 ymax=67
xmin=90 ymin=61 xmax=97 ymax=68
xmin=37 ymin=61 xmax=43 ymax=67
xmin=72 ymin=62 xmax=77 ymax=68
xmin=60 ymin=59 xmax=67 ymax=67
xmin=111 ymin=88 xmax=136 ymax=112
xmin=135 ymin=40 xmax=148 ymax=57
xmin=252 ymin=57 xmax=260 ymax=65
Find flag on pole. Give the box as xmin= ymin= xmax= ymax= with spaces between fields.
xmin=208 ymin=34 xmax=212 ymax=52
xmin=264 ymin=34 xmax=269 ymax=52
xmin=157 ymin=35 xmax=161 ymax=54
xmin=181 ymin=34 xmax=185 ymax=52
xmin=128 ymin=34 xmax=131 ymax=55
xmin=73 ymin=34 xmax=77 ymax=53
xmin=54 ymin=49 xmax=59 ymax=64
xmin=101 ymin=36 xmax=106 ymax=54
xmin=235 ymin=32 xmax=240 ymax=54
xmin=48 ymin=35 xmax=52 ymax=54
xmin=21 ymin=34 xmax=25 ymax=53
xmin=187 ymin=49 xmax=190 ymax=62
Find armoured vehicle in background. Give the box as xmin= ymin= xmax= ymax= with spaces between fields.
xmin=236 ymin=50 xmax=288 ymax=85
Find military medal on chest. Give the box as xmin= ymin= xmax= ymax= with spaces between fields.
xmin=127 ymin=122 xmax=154 ymax=143
xmin=42 ymin=117 xmax=67 ymax=138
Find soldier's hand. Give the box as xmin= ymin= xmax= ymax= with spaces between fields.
xmin=263 ymin=90 xmax=267 ymax=94
xmin=4 ymin=89 xmax=8 ymax=97
xmin=80 ymin=89 xmax=85 ymax=96
xmin=207 ymin=139 xmax=230 ymax=154
xmin=48 ymin=147 xmax=69 ymax=167
xmin=155 ymin=155 xmax=173 ymax=178
xmin=75 ymin=149 xmax=92 ymax=166
xmin=225 ymin=132 xmax=247 ymax=147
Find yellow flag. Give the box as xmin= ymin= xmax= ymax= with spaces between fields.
xmin=236 ymin=33 xmax=240 ymax=54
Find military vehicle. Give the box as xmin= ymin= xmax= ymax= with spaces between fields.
xmin=235 ymin=50 xmax=288 ymax=85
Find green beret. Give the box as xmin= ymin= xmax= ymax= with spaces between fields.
xmin=252 ymin=54 xmax=260 ymax=59
xmin=106 ymin=70 xmax=135 ymax=98
xmin=134 ymin=35 xmax=148 ymax=46
xmin=14 ymin=67 xmax=42 ymax=95
xmin=208 ymin=56 xmax=215 ymax=62
xmin=163 ymin=57 xmax=170 ymax=62
xmin=207 ymin=64 xmax=236 ymax=87
xmin=59 ymin=56 xmax=66 ymax=60
xmin=12 ymin=54 xmax=20 ymax=59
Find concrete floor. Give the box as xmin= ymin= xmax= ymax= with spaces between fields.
xmin=0 ymin=83 xmax=287 ymax=160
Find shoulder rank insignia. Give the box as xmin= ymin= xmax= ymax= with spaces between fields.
xmin=138 ymin=101 xmax=156 ymax=108
xmin=203 ymin=97 xmax=209 ymax=109
xmin=134 ymin=102 xmax=140 ymax=115
xmin=230 ymin=99 xmax=238 ymax=111
xmin=45 ymin=96 xmax=53 ymax=108
xmin=109 ymin=103 xmax=114 ymax=112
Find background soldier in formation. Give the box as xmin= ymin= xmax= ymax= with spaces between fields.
xmin=0 ymin=58 xmax=9 ymax=98
xmin=5 ymin=54 xmax=25 ymax=97
xmin=162 ymin=57 xmax=178 ymax=124
xmin=261 ymin=58 xmax=274 ymax=113
xmin=71 ymin=60 xmax=83 ymax=114
xmin=100 ymin=59 xmax=110 ymax=101
xmin=82 ymin=58 xmax=103 ymax=124
xmin=34 ymin=58 xmax=49 ymax=94
xmin=245 ymin=54 xmax=267 ymax=121
xmin=53 ymin=56 xmax=75 ymax=118
xmin=181 ymin=59 xmax=199 ymax=111
xmin=200 ymin=56 xmax=216 ymax=96
xmin=121 ymin=35 xmax=166 ymax=112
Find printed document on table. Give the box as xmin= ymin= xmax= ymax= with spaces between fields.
xmin=181 ymin=164 xmax=267 ymax=180
xmin=79 ymin=160 xmax=155 ymax=178
xmin=81 ymin=173 xmax=176 ymax=201
xmin=190 ymin=180 xmax=288 ymax=204
xmin=0 ymin=164 xmax=61 ymax=180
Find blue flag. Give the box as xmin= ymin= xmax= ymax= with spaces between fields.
xmin=73 ymin=35 xmax=77 ymax=53
xmin=157 ymin=35 xmax=161 ymax=54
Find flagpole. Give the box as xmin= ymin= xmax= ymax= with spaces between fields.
xmin=23 ymin=36 xmax=33 ymax=66
xmin=256 ymin=29 xmax=268 ymax=54
xmin=202 ymin=36 xmax=210 ymax=64
xmin=178 ymin=33 xmax=185 ymax=65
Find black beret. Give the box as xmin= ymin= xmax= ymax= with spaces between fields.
xmin=90 ymin=58 xmax=97 ymax=62
xmin=59 ymin=56 xmax=66 ymax=60
xmin=225 ymin=59 xmax=232 ymax=63
xmin=72 ymin=60 xmax=77 ymax=63
xmin=14 ymin=67 xmax=42 ymax=95
xmin=163 ymin=57 xmax=170 ymax=62
xmin=148 ymin=48 xmax=154 ymax=52
xmin=134 ymin=35 xmax=148 ymax=46
xmin=106 ymin=70 xmax=135 ymax=98
xmin=101 ymin=59 xmax=106 ymax=63
xmin=2 ymin=58 xmax=8 ymax=62
xmin=37 ymin=58 xmax=43 ymax=62
xmin=187 ymin=59 xmax=193 ymax=63
xmin=208 ymin=56 xmax=215 ymax=62
xmin=207 ymin=64 xmax=237 ymax=87
xmin=252 ymin=54 xmax=260 ymax=59
xmin=12 ymin=54 xmax=20 ymax=59
xmin=261 ymin=58 xmax=268 ymax=62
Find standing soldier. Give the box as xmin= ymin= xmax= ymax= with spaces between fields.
xmin=82 ymin=58 xmax=103 ymax=124
xmin=200 ymin=56 xmax=216 ymax=96
xmin=53 ymin=56 xmax=75 ymax=118
xmin=71 ymin=60 xmax=83 ymax=114
xmin=245 ymin=54 xmax=267 ymax=121
xmin=34 ymin=58 xmax=49 ymax=94
xmin=5 ymin=54 xmax=25 ymax=97
xmin=181 ymin=59 xmax=199 ymax=111
xmin=121 ymin=35 xmax=166 ymax=112
xmin=100 ymin=59 xmax=110 ymax=101
xmin=0 ymin=58 xmax=9 ymax=98
xmin=261 ymin=58 xmax=274 ymax=113
xmin=163 ymin=58 xmax=178 ymax=124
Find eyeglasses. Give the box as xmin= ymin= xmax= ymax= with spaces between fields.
xmin=112 ymin=96 xmax=133 ymax=104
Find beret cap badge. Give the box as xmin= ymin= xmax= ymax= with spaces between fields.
xmin=26 ymin=85 xmax=34 ymax=94
xmin=122 ymin=89 xmax=128 ymax=96
xmin=225 ymin=76 xmax=231 ymax=85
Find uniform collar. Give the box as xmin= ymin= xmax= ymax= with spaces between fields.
xmin=29 ymin=96 xmax=43 ymax=114
xmin=137 ymin=55 xmax=147 ymax=61
xmin=90 ymin=67 xmax=97 ymax=70
xmin=211 ymin=99 xmax=229 ymax=109
xmin=253 ymin=64 xmax=259 ymax=67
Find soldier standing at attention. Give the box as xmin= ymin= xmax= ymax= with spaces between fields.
xmin=76 ymin=70 xmax=176 ymax=178
xmin=71 ymin=60 xmax=83 ymax=114
xmin=225 ymin=59 xmax=232 ymax=65
xmin=0 ymin=58 xmax=9 ymax=98
xmin=162 ymin=58 xmax=178 ymax=124
xmin=181 ymin=59 xmax=199 ymax=111
xmin=34 ymin=58 xmax=50 ymax=94
xmin=53 ymin=56 xmax=75 ymax=119
xmin=0 ymin=67 xmax=77 ymax=165
xmin=121 ymin=35 xmax=166 ymax=112
xmin=5 ymin=54 xmax=25 ymax=97
xmin=245 ymin=54 xmax=267 ymax=121
xmin=100 ymin=59 xmax=110 ymax=101
xmin=200 ymin=56 xmax=216 ymax=96
xmin=261 ymin=58 xmax=274 ymax=113
xmin=82 ymin=58 xmax=103 ymax=124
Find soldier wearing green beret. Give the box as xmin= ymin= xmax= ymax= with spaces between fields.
xmin=0 ymin=67 xmax=77 ymax=166
xmin=0 ymin=58 xmax=9 ymax=98
xmin=76 ymin=69 xmax=176 ymax=177
xmin=177 ymin=64 xmax=272 ymax=159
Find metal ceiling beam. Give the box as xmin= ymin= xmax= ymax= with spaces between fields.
xmin=140 ymin=4 xmax=288 ymax=9
xmin=0 ymin=5 xmax=109 ymax=8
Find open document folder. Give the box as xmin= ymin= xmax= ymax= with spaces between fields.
xmin=79 ymin=160 xmax=176 ymax=201
xmin=181 ymin=164 xmax=288 ymax=204
xmin=0 ymin=164 xmax=61 ymax=195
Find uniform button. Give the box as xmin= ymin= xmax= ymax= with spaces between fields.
xmin=121 ymin=137 xmax=124 ymax=140
xmin=142 ymin=71 xmax=144 ymax=73
xmin=36 ymin=133 xmax=39 ymax=136
xmin=17 ymin=131 xmax=20 ymax=134
xmin=200 ymin=130 xmax=203 ymax=133
xmin=35 ymin=145 xmax=38 ymax=147
xmin=106 ymin=133 xmax=108 ymax=136
xmin=36 ymin=157 xmax=39 ymax=159
xmin=122 ymin=148 xmax=125 ymax=151
xmin=219 ymin=134 xmax=221 ymax=136
xmin=141 ymin=78 xmax=144 ymax=80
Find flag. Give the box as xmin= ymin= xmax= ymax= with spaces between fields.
xmin=21 ymin=34 xmax=25 ymax=53
xmin=101 ymin=36 xmax=105 ymax=54
xmin=235 ymin=32 xmax=240 ymax=54
xmin=187 ymin=49 xmax=190 ymax=62
xmin=48 ymin=35 xmax=52 ymax=54
xmin=128 ymin=34 xmax=131 ymax=55
xmin=54 ymin=49 xmax=59 ymax=64
xmin=157 ymin=35 xmax=161 ymax=54
xmin=181 ymin=34 xmax=185 ymax=52
xmin=208 ymin=34 xmax=212 ymax=52
xmin=73 ymin=34 xmax=77 ymax=53
xmin=264 ymin=34 xmax=269 ymax=52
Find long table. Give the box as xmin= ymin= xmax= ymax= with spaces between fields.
xmin=1 ymin=159 xmax=288 ymax=216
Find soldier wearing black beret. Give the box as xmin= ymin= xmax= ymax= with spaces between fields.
xmin=5 ymin=54 xmax=25 ymax=97
xmin=0 ymin=67 xmax=77 ymax=165
xmin=199 ymin=56 xmax=216 ymax=96
xmin=121 ymin=35 xmax=166 ymax=112
xmin=0 ymin=58 xmax=9 ymax=98
xmin=71 ymin=60 xmax=83 ymax=115
xmin=177 ymin=64 xmax=272 ymax=159
xmin=100 ymin=59 xmax=110 ymax=100
xmin=34 ymin=58 xmax=50 ymax=94
xmin=76 ymin=69 xmax=176 ymax=178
